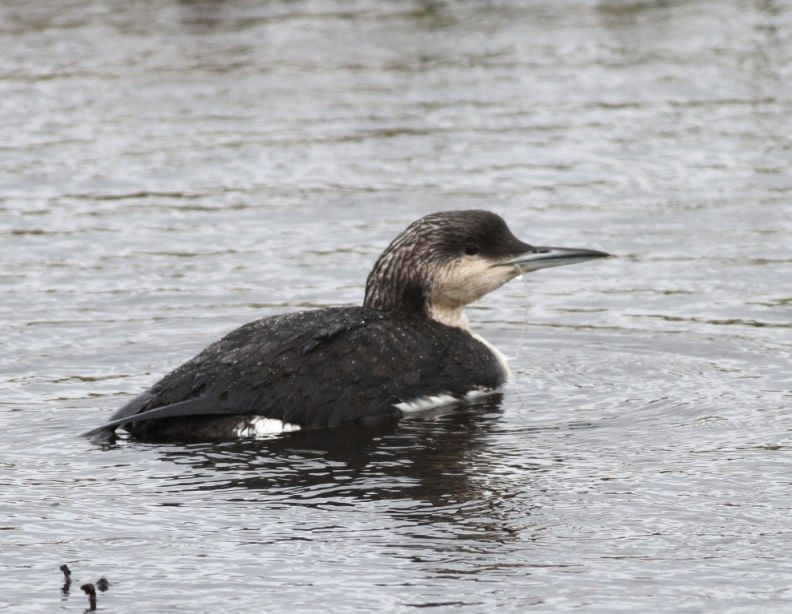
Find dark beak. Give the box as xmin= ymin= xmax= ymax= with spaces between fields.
xmin=498 ymin=246 xmax=610 ymax=272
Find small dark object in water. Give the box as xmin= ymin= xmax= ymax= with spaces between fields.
xmin=60 ymin=564 xmax=72 ymax=594
xmin=80 ymin=583 xmax=97 ymax=611
xmin=96 ymin=577 xmax=110 ymax=592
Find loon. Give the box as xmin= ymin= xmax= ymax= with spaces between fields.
xmin=86 ymin=210 xmax=608 ymax=442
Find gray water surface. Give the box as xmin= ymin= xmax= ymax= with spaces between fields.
xmin=2 ymin=0 xmax=792 ymax=611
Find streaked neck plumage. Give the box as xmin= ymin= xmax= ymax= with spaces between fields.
xmin=362 ymin=215 xmax=516 ymax=381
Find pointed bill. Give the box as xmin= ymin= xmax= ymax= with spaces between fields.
xmin=498 ymin=246 xmax=610 ymax=272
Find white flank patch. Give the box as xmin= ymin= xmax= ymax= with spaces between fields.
xmin=235 ymin=417 xmax=301 ymax=439
xmin=463 ymin=388 xmax=495 ymax=402
xmin=395 ymin=393 xmax=460 ymax=414
xmin=395 ymin=388 xmax=499 ymax=414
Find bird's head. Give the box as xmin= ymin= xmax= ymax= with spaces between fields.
xmin=363 ymin=210 xmax=608 ymax=326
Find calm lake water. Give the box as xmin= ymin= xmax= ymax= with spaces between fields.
xmin=2 ymin=0 xmax=791 ymax=611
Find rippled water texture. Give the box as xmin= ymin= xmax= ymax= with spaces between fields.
xmin=2 ymin=0 xmax=791 ymax=611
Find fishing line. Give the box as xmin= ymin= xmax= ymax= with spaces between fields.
xmin=508 ymin=275 xmax=531 ymax=361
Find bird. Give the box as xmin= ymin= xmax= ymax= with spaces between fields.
xmin=85 ymin=210 xmax=608 ymax=442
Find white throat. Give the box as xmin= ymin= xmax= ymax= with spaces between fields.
xmin=427 ymin=303 xmax=470 ymax=330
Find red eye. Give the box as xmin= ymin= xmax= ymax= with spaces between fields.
xmin=464 ymin=243 xmax=481 ymax=256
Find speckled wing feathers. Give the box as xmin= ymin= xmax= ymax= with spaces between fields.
xmin=103 ymin=307 xmax=505 ymax=438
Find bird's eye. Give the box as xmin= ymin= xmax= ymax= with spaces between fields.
xmin=464 ymin=243 xmax=481 ymax=256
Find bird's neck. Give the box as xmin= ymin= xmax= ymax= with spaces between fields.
xmin=363 ymin=249 xmax=430 ymax=315
xmin=363 ymin=278 xmax=427 ymax=315
xmin=426 ymin=303 xmax=470 ymax=331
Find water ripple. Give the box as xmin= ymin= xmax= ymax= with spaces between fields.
xmin=2 ymin=0 xmax=792 ymax=611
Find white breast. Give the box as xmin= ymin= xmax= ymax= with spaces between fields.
xmin=468 ymin=329 xmax=511 ymax=381
xmin=427 ymin=304 xmax=511 ymax=381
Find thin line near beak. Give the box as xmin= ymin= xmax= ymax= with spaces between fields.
xmin=498 ymin=246 xmax=611 ymax=272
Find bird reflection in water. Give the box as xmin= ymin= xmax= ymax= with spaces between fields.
xmin=153 ymin=395 xmax=539 ymax=546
